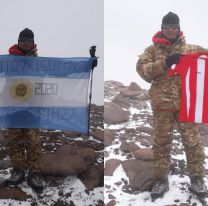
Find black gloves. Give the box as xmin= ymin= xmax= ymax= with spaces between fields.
xmin=89 ymin=46 xmax=96 ymax=57
xmin=91 ymin=58 xmax=97 ymax=68
xmin=165 ymin=53 xmax=181 ymax=68
xmin=89 ymin=46 xmax=98 ymax=68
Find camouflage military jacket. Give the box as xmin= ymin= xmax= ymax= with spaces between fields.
xmin=136 ymin=31 xmax=206 ymax=110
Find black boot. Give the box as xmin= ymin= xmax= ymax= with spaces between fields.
xmin=190 ymin=176 xmax=207 ymax=196
xmin=27 ymin=172 xmax=44 ymax=193
xmin=0 ymin=178 xmax=5 ymax=187
xmin=151 ymin=175 xmax=169 ymax=201
xmin=6 ymin=169 xmax=25 ymax=186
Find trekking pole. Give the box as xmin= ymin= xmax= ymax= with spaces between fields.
xmin=87 ymin=46 xmax=97 ymax=136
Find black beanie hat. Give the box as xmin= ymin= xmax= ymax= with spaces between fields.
xmin=18 ymin=28 xmax=34 ymax=41
xmin=162 ymin=12 xmax=180 ymax=25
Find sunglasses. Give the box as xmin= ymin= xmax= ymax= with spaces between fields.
xmin=19 ymin=38 xmax=34 ymax=43
xmin=162 ymin=24 xmax=179 ymax=30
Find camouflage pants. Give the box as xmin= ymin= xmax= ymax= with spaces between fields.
xmin=6 ymin=128 xmax=41 ymax=172
xmin=152 ymin=110 xmax=205 ymax=179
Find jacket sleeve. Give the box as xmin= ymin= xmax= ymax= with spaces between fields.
xmin=136 ymin=46 xmax=167 ymax=83
xmin=184 ymin=44 xmax=208 ymax=54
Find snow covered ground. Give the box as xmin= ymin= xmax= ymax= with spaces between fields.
xmin=0 ymin=134 xmax=104 ymax=206
xmin=104 ymin=104 xmax=208 ymax=206
xmin=104 ymin=164 xmax=208 ymax=205
xmin=0 ymin=172 xmax=103 ymax=206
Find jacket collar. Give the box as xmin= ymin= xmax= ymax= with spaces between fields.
xmin=152 ymin=31 xmax=184 ymax=46
xmin=9 ymin=44 xmax=37 ymax=56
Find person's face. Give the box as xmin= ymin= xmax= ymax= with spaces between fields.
xmin=18 ymin=38 xmax=34 ymax=50
xmin=162 ymin=24 xmax=180 ymax=40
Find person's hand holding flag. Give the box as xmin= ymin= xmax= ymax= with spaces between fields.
xmin=165 ymin=53 xmax=181 ymax=68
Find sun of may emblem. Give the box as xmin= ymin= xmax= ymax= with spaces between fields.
xmin=10 ymin=80 xmax=33 ymax=102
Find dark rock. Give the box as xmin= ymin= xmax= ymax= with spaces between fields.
xmin=0 ymin=132 xmax=6 ymax=144
xmin=120 ymin=89 xmax=140 ymax=97
xmin=0 ymin=160 xmax=11 ymax=170
xmin=105 ymin=81 xmax=125 ymax=100
xmin=105 ymin=159 xmax=121 ymax=176
xmin=129 ymin=82 xmax=142 ymax=92
xmin=104 ymin=129 xmax=114 ymax=147
xmin=51 ymin=199 xmax=75 ymax=206
xmin=106 ymin=200 xmax=116 ymax=206
xmin=140 ymin=135 xmax=153 ymax=145
xmin=0 ymin=187 xmax=29 ymax=201
xmin=113 ymin=148 xmax=120 ymax=155
xmin=114 ymin=181 xmax=122 ymax=187
xmin=90 ymin=130 xmax=104 ymax=142
xmin=136 ymin=126 xmax=154 ymax=136
xmin=0 ymin=178 xmax=5 ymax=187
xmin=104 ymin=151 xmax=110 ymax=158
xmin=96 ymin=200 xmax=104 ymax=206
xmin=105 ymin=184 xmax=111 ymax=189
xmin=134 ymin=148 xmax=153 ymax=161
xmin=122 ymin=159 xmax=154 ymax=191
xmin=119 ymin=132 xmax=135 ymax=142
xmin=90 ymin=104 xmax=104 ymax=128
xmin=139 ymin=138 xmax=152 ymax=147
xmin=172 ymin=146 xmax=184 ymax=156
xmin=113 ymin=95 xmax=131 ymax=108
xmin=41 ymin=145 xmax=96 ymax=175
xmin=104 ymin=102 xmax=129 ymax=124
xmin=62 ymin=131 xmax=81 ymax=138
xmin=108 ymin=194 xmax=116 ymax=199
xmin=79 ymin=164 xmax=104 ymax=190
xmin=135 ymin=93 xmax=149 ymax=101
xmin=120 ymin=142 xmax=139 ymax=153
xmin=132 ymin=100 xmax=148 ymax=108
xmin=105 ymin=80 xmax=125 ymax=88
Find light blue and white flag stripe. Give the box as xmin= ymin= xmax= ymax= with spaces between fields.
xmin=0 ymin=55 xmax=94 ymax=133
xmin=0 ymin=55 xmax=92 ymax=78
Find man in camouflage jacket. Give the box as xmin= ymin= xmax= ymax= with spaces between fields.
xmin=5 ymin=28 xmax=44 ymax=193
xmin=136 ymin=12 xmax=207 ymax=199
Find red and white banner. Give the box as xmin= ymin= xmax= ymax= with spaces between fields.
xmin=169 ymin=52 xmax=208 ymax=123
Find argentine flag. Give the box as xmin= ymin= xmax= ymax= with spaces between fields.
xmin=0 ymin=55 xmax=94 ymax=133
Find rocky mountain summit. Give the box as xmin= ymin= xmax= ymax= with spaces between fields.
xmin=0 ymin=104 xmax=104 ymax=206
xmin=104 ymin=80 xmax=208 ymax=206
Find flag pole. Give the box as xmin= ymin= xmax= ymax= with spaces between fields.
xmin=88 ymin=46 xmax=97 ymax=136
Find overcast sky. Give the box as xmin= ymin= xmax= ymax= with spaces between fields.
xmin=105 ymin=0 xmax=208 ymax=90
xmin=0 ymin=0 xmax=103 ymax=105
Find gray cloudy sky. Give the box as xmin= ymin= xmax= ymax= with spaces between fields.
xmin=0 ymin=0 xmax=103 ymax=105
xmin=105 ymin=0 xmax=208 ymax=89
